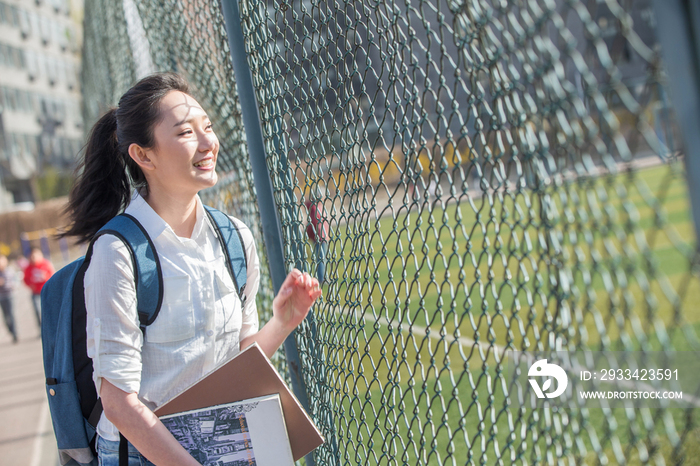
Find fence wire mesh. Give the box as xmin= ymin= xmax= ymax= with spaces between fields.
xmin=81 ymin=0 xmax=700 ymax=464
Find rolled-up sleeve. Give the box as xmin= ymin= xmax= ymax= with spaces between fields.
xmin=233 ymin=219 xmax=260 ymax=341
xmin=84 ymin=235 xmax=143 ymax=395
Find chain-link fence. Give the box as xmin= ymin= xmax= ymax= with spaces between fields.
xmin=82 ymin=0 xmax=700 ymax=464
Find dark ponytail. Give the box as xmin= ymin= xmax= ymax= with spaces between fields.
xmin=62 ymin=72 xmax=190 ymax=243
xmin=61 ymin=109 xmax=129 ymax=243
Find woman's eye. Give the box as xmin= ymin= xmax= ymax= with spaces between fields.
xmin=179 ymin=129 xmax=193 ymax=136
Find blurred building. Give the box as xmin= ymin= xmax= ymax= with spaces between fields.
xmin=0 ymin=0 xmax=83 ymax=212
xmin=267 ymin=0 xmax=658 ymax=176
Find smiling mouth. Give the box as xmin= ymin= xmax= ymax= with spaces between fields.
xmin=193 ymin=159 xmax=215 ymax=169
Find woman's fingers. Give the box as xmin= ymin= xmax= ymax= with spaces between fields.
xmin=277 ymin=269 xmax=303 ymax=295
xmin=282 ymin=269 xmax=322 ymax=302
xmin=286 ymin=268 xmax=302 ymax=285
xmin=294 ymin=271 xmax=314 ymax=288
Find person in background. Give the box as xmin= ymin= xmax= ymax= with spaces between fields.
xmin=22 ymin=247 xmax=54 ymax=328
xmin=0 ymin=254 xmax=18 ymax=343
xmin=305 ymin=199 xmax=329 ymax=283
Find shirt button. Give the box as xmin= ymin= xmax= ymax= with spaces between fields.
xmin=207 ymin=330 xmax=214 ymax=337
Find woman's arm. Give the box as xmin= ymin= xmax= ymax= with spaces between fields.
xmin=101 ymin=269 xmax=321 ymax=464
xmin=100 ymin=380 xmax=201 ymax=466
xmin=86 ymin=236 xmax=201 ymax=465
xmin=240 ymin=268 xmax=322 ymax=358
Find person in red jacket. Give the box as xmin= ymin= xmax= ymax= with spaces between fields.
xmin=23 ymin=247 xmax=54 ymax=329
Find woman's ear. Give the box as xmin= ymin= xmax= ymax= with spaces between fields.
xmin=128 ymin=143 xmax=155 ymax=171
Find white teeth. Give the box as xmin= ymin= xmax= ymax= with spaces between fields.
xmin=194 ymin=159 xmax=214 ymax=168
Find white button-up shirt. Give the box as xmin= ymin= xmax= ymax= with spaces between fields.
xmin=84 ymin=192 xmax=260 ymax=441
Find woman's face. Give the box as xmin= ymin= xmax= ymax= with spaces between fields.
xmin=143 ymin=90 xmax=219 ymax=195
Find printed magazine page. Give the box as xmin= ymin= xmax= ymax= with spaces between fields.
xmin=154 ymin=343 xmax=324 ymax=461
xmin=160 ymin=394 xmax=294 ymax=466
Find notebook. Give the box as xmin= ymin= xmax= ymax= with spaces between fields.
xmin=155 ymin=343 xmax=324 ymax=461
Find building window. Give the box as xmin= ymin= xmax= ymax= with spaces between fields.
xmin=9 ymin=5 xmax=18 ymax=27
xmin=49 ymin=0 xmax=66 ymax=15
xmin=40 ymin=16 xmax=51 ymax=45
xmin=9 ymin=133 xmax=20 ymax=157
xmin=0 ymin=44 xmax=7 ymax=67
xmin=65 ymin=61 xmax=76 ymax=90
xmin=18 ymin=9 xmax=30 ymax=39
xmin=12 ymin=47 xmax=24 ymax=69
xmin=46 ymin=57 xmax=58 ymax=86
xmin=18 ymin=90 xmax=28 ymax=113
xmin=6 ymin=88 xmax=17 ymax=111
xmin=25 ymin=50 xmax=37 ymax=80
xmin=54 ymin=22 xmax=67 ymax=51
xmin=26 ymin=134 xmax=38 ymax=158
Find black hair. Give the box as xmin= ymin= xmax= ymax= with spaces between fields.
xmin=62 ymin=72 xmax=190 ymax=243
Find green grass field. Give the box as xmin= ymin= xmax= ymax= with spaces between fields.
xmin=310 ymin=161 xmax=700 ymax=465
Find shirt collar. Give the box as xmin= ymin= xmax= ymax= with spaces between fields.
xmin=190 ymin=196 xmax=208 ymax=241
xmin=124 ymin=191 xmax=209 ymax=242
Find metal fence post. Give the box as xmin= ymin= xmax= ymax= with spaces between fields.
xmin=220 ymin=2 xmax=317 ymax=465
xmin=653 ymin=0 xmax=700 ymax=244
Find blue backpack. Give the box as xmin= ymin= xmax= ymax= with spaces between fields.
xmin=40 ymin=206 xmax=247 ymax=466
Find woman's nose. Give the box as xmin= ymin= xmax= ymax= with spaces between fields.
xmin=199 ymin=131 xmax=218 ymax=152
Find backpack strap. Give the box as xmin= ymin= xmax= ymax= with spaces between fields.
xmin=74 ymin=214 xmax=163 ymax=443
xmin=203 ymin=206 xmax=248 ymax=305
xmin=87 ymin=208 xmax=246 ymax=325
xmin=87 ymin=214 xmax=164 ymax=327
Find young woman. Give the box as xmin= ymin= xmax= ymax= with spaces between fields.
xmin=63 ymin=72 xmax=321 ymax=465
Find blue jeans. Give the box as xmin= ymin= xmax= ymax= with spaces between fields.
xmin=97 ymin=436 xmax=156 ymax=466
xmin=31 ymin=293 xmax=41 ymax=327
xmin=0 ymin=296 xmax=17 ymax=341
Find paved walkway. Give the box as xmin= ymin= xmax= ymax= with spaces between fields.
xmin=0 ymin=273 xmax=59 ymax=466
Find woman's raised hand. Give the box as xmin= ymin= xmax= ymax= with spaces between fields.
xmin=272 ymin=268 xmax=322 ymax=330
